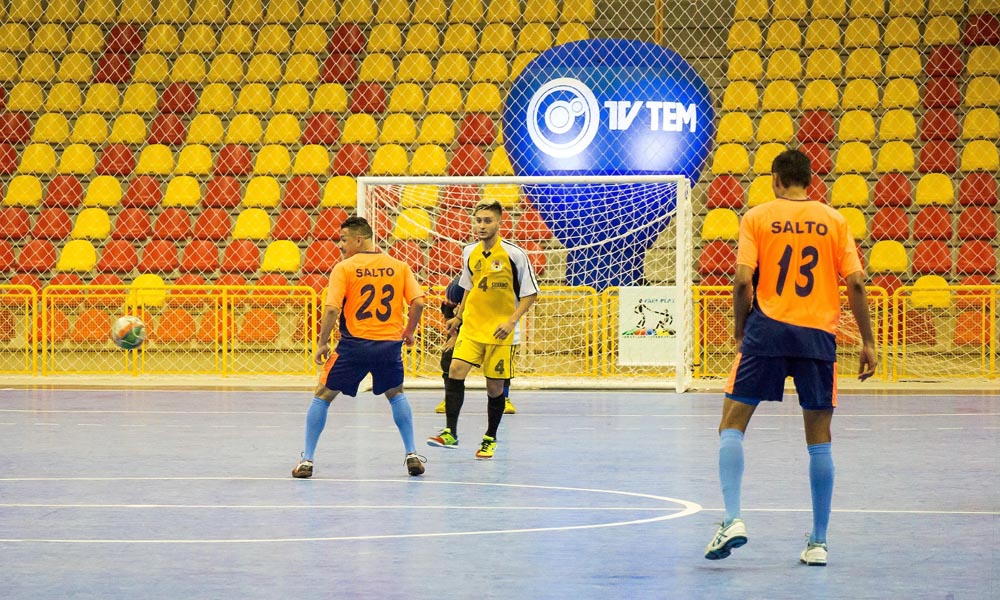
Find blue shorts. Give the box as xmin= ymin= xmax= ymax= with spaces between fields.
xmin=319 ymin=338 xmax=404 ymax=397
xmin=724 ymin=353 xmax=838 ymax=410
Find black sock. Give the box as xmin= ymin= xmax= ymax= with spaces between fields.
xmin=444 ymin=377 xmax=465 ymax=437
xmin=485 ymin=393 xmax=505 ymax=438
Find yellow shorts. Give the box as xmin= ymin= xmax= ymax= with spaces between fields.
xmin=452 ymin=334 xmax=516 ymax=379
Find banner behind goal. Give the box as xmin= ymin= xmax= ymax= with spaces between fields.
xmin=358 ymin=175 xmax=693 ymax=390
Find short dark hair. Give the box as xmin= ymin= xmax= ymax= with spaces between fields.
xmin=771 ymin=149 xmax=812 ymax=189
xmin=340 ymin=215 xmax=373 ymax=238
xmin=472 ymin=200 xmax=503 ymax=218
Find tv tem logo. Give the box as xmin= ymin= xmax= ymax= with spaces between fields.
xmin=526 ymin=77 xmax=600 ymax=158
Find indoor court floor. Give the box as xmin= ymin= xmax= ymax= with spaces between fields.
xmin=0 ymin=388 xmax=996 ymax=599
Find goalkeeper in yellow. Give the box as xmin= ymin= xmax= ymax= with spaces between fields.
xmin=427 ymin=200 xmax=539 ymax=459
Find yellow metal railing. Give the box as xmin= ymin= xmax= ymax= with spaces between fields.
xmin=0 ymin=285 xmax=38 ymax=375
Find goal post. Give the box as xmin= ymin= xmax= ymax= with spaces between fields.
xmin=357 ymin=175 xmax=694 ymax=391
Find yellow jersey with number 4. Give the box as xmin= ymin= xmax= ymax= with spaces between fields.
xmin=458 ymin=238 xmax=539 ymax=345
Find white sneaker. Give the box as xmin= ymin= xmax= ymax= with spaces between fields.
xmin=704 ymin=518 xmax=747 ymax=560
xmin=800 ymin=542 xmax=828 ymax=566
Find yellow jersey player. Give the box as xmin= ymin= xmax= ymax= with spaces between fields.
xmin=427 ymin=200 xmax=539 ymax=459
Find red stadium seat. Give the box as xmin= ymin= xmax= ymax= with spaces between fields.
xmin=329 ymin=23 xmax=366 ymax=53
xmin=112 ymin=208 xmax=152 ymax=240
xmin=349 ymin=82 xmax=387 ymax=113
xmin=918 ymin=141 xmax=957 ymax=173
xmin=179 ymin=240 xmax=220 ymax=273
xmin=808 ymin=175 xmax=828 ymax=202
xmin=912 ymin=240 xmax=952 ymax=274
xmin=958 ymin=173 xmax=998 ymax=205
xmin=388 ymin=240 xmax=424 ymax=273
xmin=513 ymin=206 xmax=553 ymax=240
xmin=869 ymin=273 xmax=903 ymax=297
xmin=923 ymin=78 xmax=961 ymax=109
xmin=193 ymin=209 xmax=232 ymax=241
xmin=154 ymin=308 xmax=197 ymax=342
xmin=697 ymin=241 xmax=737 ymax=275
xmin=427 ymin=239 xmax=464 ymax=275
xmin=214 ymin=145 xmax=253 ymax=176
xmin=283 ymin=176 xmax=321 ymax=208
xmin=298 ymin=273 xmax=329 ymax=296
xmin=912 ymin=206 xmax=953 ymax=240
xmin=870 ymin=206 xmax=910 ymax=240
xmin=31 ymin=208 xmax=72 ymax=240
xmin=0 ymin=241 xmax=13 ymax=272
xmin=8 ymin=273 xmax=43 ymax=295
xmin=96 ymin=144 xmax=136 ymax=176
xmin=903 ymin=310 xmax=937 ymax=345
xmin=152 ymin=207 xmax=192 ymax=240
xmin=321 ymin=54 xmax=358 ymax=83
xmin=331 ymin=144 xmax=370 ymax=175
xmin=0 ymin=143 xmax=16 ymax=174
xmin=919 ymin=109 xmax=959 ymax=141
xmin=303 ymin=240 xmax=341 ymax=273
xmin=221 ymin=240 xmax=261 ymax=273
xmin=0 ymin=113 xmax=31 ymax=144
xmin=442 ymin=184 xmax=480 ymax=207
xmin=147 ymin=114 xmax=187 ymax=145
xmin=122 ymin=176 xmax=162 ymax=208
xmin=957 ymin=205 xmax=998 ymax=239
xmin=956 ymin=274 xmax=994 ymax=308
xmin=196 ymin=307 xmax=234 ymax=342
xmin=522 ymin=240 xmax=546 ymax=275
xmin=0 ymin=87 xmax=5 ymax=111
xmin=799 ymin=142 xmax=832 ymax=174
xmin=106 ymin=23 xmax=143 ymax=54
xmin=706 ymin=175 xmax=744 ymax=208
xmin=458 ymin=114 xmax=497 ymax=145
xmin=874 ymin=173 xmax=912 ymax=206
xmin=203 ymin=176 xmax=242 ymax=208
xmin=170 ymin=273 xmax=211 ymax=307
xmin=96 ymin=239 xmax=138 ymax=273
xmin=925 ymin=46 xmax=964 ymax=77
xmin=301 ymin=114 xmax=340 ymax=145
xmin=72 ymin=308 xmax=113 ymax=343
xmin=139 ymin=240 xmax=179 ymax=273
xmin=272 ymin=208 xmax=312 ymax=241
xmin=16 ymin=240 xmax=57 ymax=272
xmin=158 ymin=82 xmax=197 ymax=114
xmin=953 ymin=311 xmax=987 ymax=346
xmin=0 ymin=207 xmax=31 ymax=239
xmin=44 ymin=176 xmax=84 ymax=208
xmin=312 ymin=208 xmax=349 ymax=240
xmin=797 ymin=111 xmax=835 ymax=143
xmin=95 ymin=53 xmax=132 ymax=84
xmin=435 ymin=205 xmax=472 ymax=241
xmin=448 ymin=144 xmax=487 ymax=176
xmin=238 ymin=308 xmax=281 ymax=343
xmin=956 ymin=240 xmax=997 ymax=275
xmin=964 ymin=13 xmax=1000 ymax=46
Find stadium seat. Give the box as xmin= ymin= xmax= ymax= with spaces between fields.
xmin=761 ymin=80 xmax=798 ymax=111
xmin=752 ymin=143 xmax=785 ymax=174
xmin=112 ymin=208 xmax=152 ymax=241
xmin=138 ymin=240 xmax=179 ymax=273
xmin=283 ymin=177 xmax=321 ymax=210
xmin=160 ymin=83 xmax=197 ymax=115
xmin=765 ymin=20 xmax=800 ymax=49
xmin=842 ymin=79 xmax=879 ymax=110
xmin=427 ymin=239 xmax=464 ymax=275
xmin=70 ymin=307 xmax=113 ymax=343
xmin=174 ymin=145 xmax=213 ymax=177
xmin=253 ymin=145 xmax=291 ymax=176
xmin=71 ymin=208 xmax=111 ymax=240
xmin=830 ymin=175 xmax=869 ymax=207
xmin=838 ymin=111 xmax=875 ymax=142
xmin=756 ymin=113 xmax=793 ymax=143
xmin=921 ymin=109 xmax=960 ymax=141
xmin=516 ymin=23 xmax=550 ymax=52
xmin=301 ymin=114 xmax=340 ymax=146
xmin=924 ymin=78 xmax=961 ymax=109
xmin=716 ymin=113 xmax=753 ymax=144
xmin=33 ymin=114 xmax=70 ymax=145
xmin=956 ymin=240 xmax=997 ymax=275
xmin=71 ymin=114 xmax=108 ymax=145
xmin=878 ymin=110 xmax=916 ymax=141
xmin=913 ymin=206 xmax=953 ymax=240
xmin=915 ymin=173 xmax=955 ymax=205
xmin=47 ymin=82 xmax=83 ymax=113
xmin=120 ymin=84 xmax=157 ymax=114
xmin=108 ymin=115 xmax=146 ymax=145
xmin=97 ymin=239 xmax=139 ymax=273
xmin=148 ymin=114 xmax=187 ymax=146
xmin=844 ymin=18 xmax=880 ymax=48
xmin=962 ymin=108 xmax=1000 ymax=140
xmin=198 ymin=84 xmax=235 ymax=115
xmin=885 ymin=17 xmax=920 ymax=46
xmin=958 ymin=173 xmax=998 ymax=205
xmin=711 ymin=144 xmax=750 ymax=175
xmin=264 ymin=114 xmax=302 ymax=144
xmin=799 ymin=143 xmax=832 ymax=175
xmin=957 ymin=205 xmax=998 ymax=240
xmin=32 ymin=208 xmax=73 ymax=240
xmin=16 ymin=240 xmax=57 ymax=272
xmin=388 ymin=83 xmax=426 ymax=113
xmin=4 ymin=176 xmax=44 ymax=207
xmin=728 ymin=51 xmax=763 ymax=81
xmin=869 ymin=240 xmax=909 ymax=273
xmin=320 ymin=54 xmax=357 ymax=84
xmin=458 ymin=114 xmax=496 ymax=146
xmin=876 ymin=141 xmax=915 ymax=173
xmin=331 ymin=145 xmax=370 ymax=176
xmin=243 ymin=177 xmax=282 ymax=208
xmin=410 ymin=145 xmax=448 ymax=175
xmin=968 ymin=47 xmax=1000 ymax=77
xmin=960 ymin=140 xmax=1000 ymax=171
xmin=925 ymin=15 xmax=960 ymax=45
xmin=371 ymin=145 xmax=409 ymax=176
xmin=871 ymin=206 xmax=910 ymax=240
xmin=379 ymin=114 xmax=417 ymax=145
xmin=0 ymin=113 xmax=32 ymax=144
xmin=193 ymin=208 xmax=232 ymax=240
xmin=135 ymin=145 xmax=174 ymax=175
xmin=58 ymin=145 xmax=97 ymax=176
xmin=214 ymin=145 xmax=253 ymax=176
xmin=0 ymin=143 xmax=14 ymax=175
xmin=291 ymin=145 xmax=329 ymax=176
xmin=121 ymin=176 xmax=162 ymax=209
xmin=964 ymin=13 xmax=1000 ymax=45
xmin=82 ymin=84 xmax=119 ymax=114
xmin=283 ymin=54 xmax=319 ymax=84
xmin=837 ymin=207 xmax=866 ymax=240
xmin=918 ymin=141 xmax=957 ymax=173
xmin=722 ymin=81 xmax=759 ymax=112
xmin=261 ymin=240 xmax=301 ymax=273
xmin=966 ymin=77 xmax=1000 ymax=108
xmin=226 ymin=114 xmax=263 ymax=144
xmin=179 ymin=240 xmax=219 ymax=274
xmin=834 ymin=142 xmax=873 ymax=173
xmin=0 ymin=207 xmax=30 ymax=239
xmin=237 ymin=308 xmax=280 ymax=343
xmin=926 ymin=46 xmax=963 ymax=79
xmin=232 ymin=208 xmax=271 ymax=240
xmin=200 ymin=176 xmax=241 ymax=209
xmin=473 ymin=54 xmax=507 ymax=83
xmin=913 ymin=240 xmax=952 ymax=274
xmin=153 ymin=308 xmax=196 ymax=343
xmin=701 ymin=208 xmax=740 ymax=241
xmin=405 ymin=23 xmax=440 ymax=52
xmin=302 ymin=240 xmax=341 ymax=272
xmin=18 ymin=145 xmax=57 ymax=176
xmin=953 ymin=310 xmax=988 ymax=347
xmin=272 ymin=84 xmax=310 ymax=115
xmin=804 ymin=19 xmax=839 ymax=49
xmin=466 ymin=83 xmax=502 ymax=113
xmin=220 ymin=240 xmax=261 ymax=273
xmin=805 ymin=49 xmax=841 ymax=79
xmin=697 ymin=240 xmax=737 ymax=276
xmin=885 ymin=48 xmax=922 ymax=78
xmin=706 ymin=176 xmax=745 ymax=209
xmin=272 ymin=209 xmax=312 ymax=241
xmin=342 ymin=114 xmax=379 ymax=144
xmin=448 ymin=145 xmax=487 ymax=176
xmin=58 ymin=54 xmax=94 ymax=83
xmin=388 ymin=240 xmax=424 ymax=273
xmin=83 ymin=176 xmax=122 ymax=208
xmin=153 ymin=208 xmax=192 ymax=241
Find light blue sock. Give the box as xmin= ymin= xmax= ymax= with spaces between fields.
xmin=719 ymin=428 xmax=745 ymax=524
xmin=303 ymin=397 xmax=330 ymax=461
xmin=808 ymin=442 xmax=834 ymax=544
xmin=389 ymin=393 xmax=416 ymax=454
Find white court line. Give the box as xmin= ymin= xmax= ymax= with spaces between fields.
xmin=892 ymin=428 xmax=918 ymax=431
xmin=936 ymin=427 xmax=964 ymax=430
xmin=33 ymin=423 xmax=59 ymax=426
xmin=0 ymin=503 xmax=682 ymax=512
xmin=76 ymin=424 xmax=104 ymax=427
xmin=120 ymin=424 xmax=146 ymax=427
xmin=701 ymin=507 xmax=998 ymax=516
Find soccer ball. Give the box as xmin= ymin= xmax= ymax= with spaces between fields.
xmin=112 ymin=315 xmax=146 ymax=350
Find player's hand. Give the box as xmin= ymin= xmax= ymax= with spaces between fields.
xmin=402 ymin=330 xmax=416 ymax=347
xmin=857 ymin=343 xmax=877 ymax=381
xmin=494 ymin=320 xmax=514 ymax=340
xmin=314 ymin=342 xmax=331 ymax=365
xmin=446 ymin=316 xmax=462 ymax=335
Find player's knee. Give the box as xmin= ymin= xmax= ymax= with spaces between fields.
xmin=448 ymin=360 xmax=471 ymax=380
xmin=314 ymin=385 xmax=337 ymax=402
xmin=486 ymin=379 xmax=505 ymax=397
xmin=440 ymin=347 xmax=454 ymax=376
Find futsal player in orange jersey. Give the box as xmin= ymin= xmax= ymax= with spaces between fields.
xmin=292 ymin=216 xmax=426 ymax=478
xmin=704 ymin=149 xmax=877 ymax=566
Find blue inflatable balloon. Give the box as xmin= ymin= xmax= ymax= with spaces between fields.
xmin=502 ymin=39 xmax=715 ymax=290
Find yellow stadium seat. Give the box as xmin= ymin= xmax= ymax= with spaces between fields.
xmin=58 ymin=53 xmax=94 ymax=83
xmin=882 ymin=78 xmax=919 ymax=109
xmin=182 ymin=25 xmax=218 ymax=53
xmin=722 ymin=81 xmax=759 ymax=111
xmin=10 ymin=0 xmax=42 ymax=21
xmin=293 ymin=24 xmax=326 ymax=51
xmin=842 ymin=79 xmax=880 ymax=110
xmin=342 ymin=114 xmax=379 ymax=145
xmin=264 ymin=114 xmax=301 ymax=144
xmin=834 ymin=142 xmax=873 ymax=173
xmin=766 ymin=50 xmax=802 ymax=80
xmin=766 ymin=20 xmax=801 ymax=49
xmin=389 ymin=83 xmax=426 ymax=113
xmin=772 ymin=0 xmax=807 ymax=18
xmin=34 ymin=25 xmax=69 ymax=53
xmin=524 ymin=0 xmax=557 ymax=22
xmin=339 ymin=0 xmax=373 ymax=21
xmin=398 ymin=53 xmax=433 ymax=83
xmin=966 ymin=77 xmax=1000 ymax=108
xmin=846 ymin=49 xmax=882 ymax=79
xmin=885 ymin=17 xmax=920 ymax=47
xmin=71 ymin=208 xmax=111 ymax=240
xmin=428 ymin=83 xmax=464 ymax=113
xmin=482 ymin=23 xmax=516 ymax=52
xmin=133 ymin=54 xmax=170 ymax=83
xmin=3 ymin=176 xmax=43 ymax=207
xmin=0 ymin=54 xmax=17 ymax=83
xmin=109 ymin=114 xmax=147 ymax=144
xmin=473 ymin=54 xmax=508 ymax=83
xmin=443 ymin=24 xmax=478 ymax=52
xmin=371 ymin=145 xmax=410 ymax=176
xmin=0 ymin=24 xmax=29 ymax=52
xmin=156 ymin=0 xmax=190 ymax=22
xmin=174 ymin=145 xmax=213 ymax=176
xmin=225 ymin=114 xmax=262 ymax=144
xmin=273 ymin=84 xmax=310 ymax=114
xmin=83 ymin=84 xmax=120 ymax=114
xmin=380 ymin=114 xmax=418 ymax=144
xmin=711 ymin=144 xmax=750 ymax=175
xmin=119 ymin=0 xmax=154 ymax=21
xmin=488 ymin=147 xmax=514 ymax=176
xmin=210 ymin=54 xmax=247 ymax=84
xmin=311 ymin=84 xmax=348 ymax=113
xmin=83 ymin=176 xmax=123 ymax=208
xmin=756 ymin=113 xmax=794 ymax=143
xmin=232 ymin=208 xmax=272 ymax=239
xmin=888 ymin=0 xmax=923 ymax=17
xmin=266 ymin=0 xmax=299 ymax=22
xmin=875 ymin=141 xmax=915 ymax=173
xmin=450 ymin=0 xmax=483 ymax=22
xmin=243 ymin=177 xmax=282 ymax=208
xmin=879 ymin=110 xmax=917 ymax=141
xmin=70 ymin=24 xmax=106 ymax=53
xmin=34 ymin=114 xmax=70 ymax=144
xmin=728 ymin=21 xmax=763 ymax=50
xmin=961 ymin=141 xmax=1000 ymax=171
xmin=261 ymin=241 xmax=301 ymax=273
xmin=970 ymin=0 xmax=1000 ymax=12
xmin=162 ymin=175 xmax=203 ymax=206
xmin=410 ymin=145 xmax=447 ymax=175
xmin=198 ymin=83 xmax=235 ymax=114
xmin=192 ymin=0 xmax=226 ymax=23
xmin=236 ymin=84 xmax=273 ymax=114
xmin=369 ymin=24 xmax=403 ymax=53
xmin=762 ymin=80 xmax=799 ymax=110
xmin=962 ymin=109 xmax=1000 ymax=140
xmin=45 ymin=81 xmax=83 ymax=113
xmin=869 ymin=241 xmax=908 ymax=273
xmin=57 ymin=240 xmax=98 ymax=272
xmin=701 ymin=208 xmax=739 ymax=241
xmin=811 ymin=0 xmax=847 ymax=17
xmin=969 ymin=47 xmax=1000 ymax=77
xmin=804 ymin=19 xmax=840 ymax=48
xmin=253 ymin=145 xmax=292 ymax=176
xmin=285 ymin=54 xmax=320 ymax=84
xmin=121 ymin=84 xmax=158 ymax=113
xmin=839 ymin=110 xmax=876 ymax=142
xmin=360 ymin=54 xmax=395 ymax=83
xmin=735 ymin=0 xmax=768 ymax=19
xmin=728 ymin=51 xmax=763 ymax=81
xmin=487 ymin=0 xmax=520 ymax=22
xmin=910 ymin=275 xmax=952 ymax=310
xmin=924 ymin=16 xmax=959 ymax=45
xmin=322 ymin=177 xmax=357 ymax=207
xmin=18 ymin=145 xmax=57 ymax=175
xmin=229 ymin=0 xmax=264 ymax=23
xmin=83 ymin=0 xmax=116 ymax=22
xmin=21 ymin=53 xmax=57 ymax=83
xmin=135 ymin=145 xmax=175 ymax=176
xmin=511 ymin=53 xmax=538 ymax=79
xmin=466 ymin=83 xmax=502 ymax=113
xmin=885 ymin=48 xmax=922 ymax=78
xmin=746 ymin=175 xmax=775 ymax=207
xmin=419 ymin=114 xmax=456 ymax=144
xmin=406 ymin=23 xmax=440 ymax=52
xmin=436 ymin=53 xmax=470 ymax=82
xmin=844 ymin=18 xmax=880 ymax=48
xmin=394 ymin=208 xmax=433 ymax=241
xmin=752 ymin=143 xmax=786 ymax=174
xmin=58 ymin=144 xmax=96 ymax=175
xmin=929 ymin=0 xmax=963 ymax=14
xmin=256 ymin=25 xmax=291 ymax=53
xmin=72 ymin=114 xmax=109 ymax=144
xmin=401 ymin=185 xmax=441 ymax=208
xmin=915 ymin=173 xmax=955 ymax=205
xmin=292 ymin=145 xmax=330 ymax=175
xmin=128 ymin=274 xmax=167 ymax=308
xmin=716 ymin=113 xmax=754 ymax=144
xmin=217 ymin=25 xmax=253 ymax=53
xmin=8 ymin=83 xmax=44 ymax=112
xmin=802 ymin=80 xmax=839 ymax=110
xmin=838 ymin=207 xmax=867 ymax=240
xmin=145 ymin=25 xmax=181 ymax=53
xmin=378 ymin=0 xmax=410 ymax=22
xmin=561 ymin=0 xmax=594 ymax=22
xmin=482 ymin=183 xmax=519 ymax=208
xmin=831 ymin=176 xmax=870 ymax=207
xmin=805 ymin=49 xmax=841 ymax=79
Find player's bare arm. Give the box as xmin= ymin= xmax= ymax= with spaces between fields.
xmin=314 ymin=305 xmax=342 ymax=365
xmin=732 ymin=265 xmax=754 ymax=346
xmin=402 ymin=297 xmax=425 ymax=347
xmin=844 ymin=270 xmax=877 ymax=381
xmin=495 ymin=293 xmax=538 ymax=340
